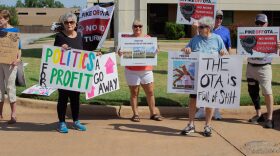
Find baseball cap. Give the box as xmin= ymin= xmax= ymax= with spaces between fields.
xmin=255 ymin=14 xmax=268 ymax=23
xmin=216 ymin=10 xmax=223 ymax=16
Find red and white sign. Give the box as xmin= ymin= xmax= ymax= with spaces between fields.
xmin=78 ymin=3 xmax=115 ymax=51
xmin=237 ymin=27 xmax=280 ymax=57
xmin=176 ymin=0 xmax=217 ymax=25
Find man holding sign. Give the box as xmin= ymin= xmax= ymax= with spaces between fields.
xmin=0 ymin=10 xmax=21 ymax=124
xmin=181 ymin=17 xmax=227 ymax=137
xmin=245 ymin=14 xmax=280 ymax=128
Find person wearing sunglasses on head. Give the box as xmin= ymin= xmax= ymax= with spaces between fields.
xmin=118 ymin=20 xmax=162 ymax=122
xmin=195 ymin=10 xmax=232 ymax=121
xmin=181 ymin=17 xmax=228 ymax=137
xmin=54 ymin=13 xmax=86 ymax=133
xmin=247 ymin=14 xmax=280 ymax=129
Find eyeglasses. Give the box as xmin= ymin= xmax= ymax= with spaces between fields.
xmin=255 ymin=21 xmax=266 ymax=26
xmin=64 ymin=21 xmax=75 ymax=25
xmin=198 ymin=25 xmax=209 ymax=29
xmin=133 ymin=25 xmax=143 ymax=28
xmin=216 ymin=16 xmax=223 ymax=20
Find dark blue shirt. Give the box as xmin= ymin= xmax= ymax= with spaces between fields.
xmin=213 ymin=26 xmax=231 ymax=50
xmin=0 ymin=27 xmax=22 ymax=49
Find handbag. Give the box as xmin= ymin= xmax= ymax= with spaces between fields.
xmin=16 ymin=61 xmax=26 ymax=87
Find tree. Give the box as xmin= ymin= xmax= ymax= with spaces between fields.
xmin=16 ymin=0 xmax=64 ymax=8
xmin=16 ymin=0 xmax=25 ymax=7
xmin=0 ymin=5 xmax=19 ymax=26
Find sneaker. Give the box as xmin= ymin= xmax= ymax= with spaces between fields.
xmin=214 ymin=109 xmax=222 ymax=120
xmin=180 ymin=124 xmax=195 ymax=135
xmin=195 ymin=107 xmax=205 ymax=119
xmin=57 ymin=122 xmax=68 ymax=133
xmin=73 ymin=120 xmax=86 ymax=131
xmin=264 ymin=120 xmax=274 ymax=129
xmin=248 ymin=115 xmax=265 ymax=124
xmin=203 ymin=126 xmax=212 ymax=137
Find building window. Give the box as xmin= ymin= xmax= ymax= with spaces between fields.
xmin=222 ymin=11 xmax=234 ymax=26
xmin=18 ymin=12 xmax=28 ymax=15
xmin=36 ymin=12 xmax=47 ymax=15
xmin=264 ymin=11 xmax=280 ymax=26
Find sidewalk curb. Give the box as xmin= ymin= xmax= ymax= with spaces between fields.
xmin=17 ymin=97 xmax=280 ymax=118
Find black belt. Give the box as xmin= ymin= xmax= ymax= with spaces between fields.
xmin=248 ymin=62 xmax=271 ymax=67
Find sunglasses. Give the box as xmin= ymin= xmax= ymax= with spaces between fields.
xmin=133 ymin=25 xmax=143 ymax=28
xmin=216 ymin=16 xmax=223 ymax=20
xmin=255 ymin=21 xmax=266 ymax=26
xmin=198 ymin=25 xmax=209 ymax=29
xmin=64 ymin=21 xmax=75 ymax=25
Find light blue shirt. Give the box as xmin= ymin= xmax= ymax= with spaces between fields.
xmin=186 ymin=33 xmax=227 ymax=54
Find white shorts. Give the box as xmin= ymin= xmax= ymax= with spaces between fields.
xmin=125 ymin=69 xmax=154 ymax=86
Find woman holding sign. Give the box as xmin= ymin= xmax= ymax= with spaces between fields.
xmin=118 ymin=20 xmax=162 ymax=122
xmin=54 ymin=13 xmax=86 ymax=133
xmin=0 ymin=10 xmax=21 ymax=124
xmin=181 ymin=17 xmax=227 ymax=137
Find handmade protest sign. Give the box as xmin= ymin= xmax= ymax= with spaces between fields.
xmin=86 ymin=52 xmax=119 ymax=99
xmin=78 ymin=3 xmax=114 ymax=51
xmin=22 ymin=84 xmax=57 ymax=96
xmin=176 ymin=0 xmax=217 ymax=25
xmin=196 ymin=54 xmax=243 ymax=109
xmin=0 ymin=31 xmax=20 ymax=64
xmin=167 ymin=51 xmax=198 ymax=94
xmin=119 ymin=37 xmax=157 ymax=66
xmin=39 ymin=45 xmax=96 ymax=92
xmin=237 ymin=27 xmax=280 ymax=57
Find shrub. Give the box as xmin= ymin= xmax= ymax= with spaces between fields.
xmin=165 ymin=22 xmax=185 ymax=40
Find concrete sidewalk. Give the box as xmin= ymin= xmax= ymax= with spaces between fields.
xmin=1 ymin=99 xmax=280 ymax=156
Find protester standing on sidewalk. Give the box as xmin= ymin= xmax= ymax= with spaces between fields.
xmin=54 ymin=13 xmax=86 ymax=133
xmin=118 ymin=20 xmax=162 ymax=122
xmin=181 ymin=17 xmax=228 ymax=137
xmin=0 ymin=10 xmax=21 ymax=124
xmin=195 ymin=10 xmax=232 ymax=120
xmin=247 ymin=14 xmax=280 ymax=128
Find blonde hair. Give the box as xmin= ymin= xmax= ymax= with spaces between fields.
xmin=132 ymin=19 xmax=143 ymax=26
xmin=0 ymin=10 xmax=11 ymax=22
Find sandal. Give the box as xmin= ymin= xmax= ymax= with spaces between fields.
xmin=150 ymin=114 xmax=163 ymax=121
xmin=8 ymin=117 xmax=17 ymax=124
xmin=131 ymin=115 xmax=140 ymax=122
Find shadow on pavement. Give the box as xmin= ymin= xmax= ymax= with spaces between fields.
xmin=0 ymin=121 xmax=57 ymax=132
xmin=109 ymin=123 xmax=197 ymax=137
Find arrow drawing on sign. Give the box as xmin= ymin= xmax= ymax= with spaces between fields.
xmin=105 ymin=57 xmax=115 ymax=74
xmin=87 ymin=86 xmax=95 ymax=98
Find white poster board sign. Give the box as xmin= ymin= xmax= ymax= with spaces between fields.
xmin=237 ymin=27 xmax=280 ymax=57
xmin=22 ymin=84 xmax=56 ymax=96
xmin=167 ymin=51 xmax=198 ymax=94
xmin=176 ymin=0 xmax=217 ymax=25
xmin=196 ymin=54 xmax=243 ymax=109
xmin=119 ymin=37 xmax=157 ymax=66
xmin=39 ymin=45 xmax=96 ymax=92
xmin=86 ymin=52 xmax=119 ymax=99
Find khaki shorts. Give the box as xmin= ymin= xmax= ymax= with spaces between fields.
xmin=125 ymin=69 xmax=154 ymax=86
xmin=246 ymin=63 xmax=272 ymax=95
xmin=0 ymin=64 xmax=17 ymax=103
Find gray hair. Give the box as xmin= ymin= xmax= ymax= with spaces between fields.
xmin=198 ymin=17 xmax=215 ymax=31
xmin=60 ymin=12 xmax=77 ymax=24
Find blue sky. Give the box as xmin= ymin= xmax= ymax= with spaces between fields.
xmin=0 ymin=0 xmax=87 ymax=8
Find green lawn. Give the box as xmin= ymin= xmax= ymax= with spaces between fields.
xmin=17 ymin=48 xmax=280 ymax=107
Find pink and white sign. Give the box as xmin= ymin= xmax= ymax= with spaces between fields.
xmin=86 ymin=52 xmax=119 ymax=99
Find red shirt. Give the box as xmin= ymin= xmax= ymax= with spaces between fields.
xmin=121 ymin=34 xmax=153 ymax=71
